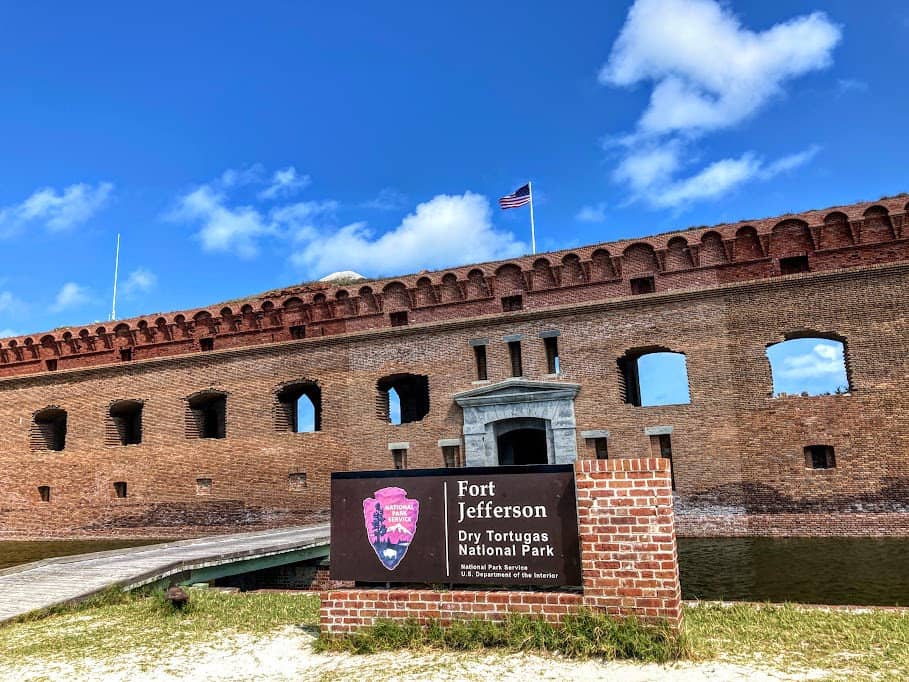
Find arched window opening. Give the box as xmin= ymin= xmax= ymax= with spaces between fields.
xmin=618 ymin=349 xmax=691 ymax=407
xmin=186 ymin=392 xmax=227 ymax=439
xmin=766 ymin=337 xmax=850 ymax=397
xmin=276 ymin=382 xmax=322 ymax=433
xmin=108 ymin=400 xmax=143 ymax=446
xmin=376 ymin=374 xmax=430 ymax=424
xmin=32 ymin=407 xmax=67 ymax=451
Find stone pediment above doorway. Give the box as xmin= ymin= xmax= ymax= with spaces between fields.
xmin=453 ymin=378 xmax=581 ymax=408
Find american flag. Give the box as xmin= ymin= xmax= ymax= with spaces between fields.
xmin=498 ymin=183 xmax=531 ymax=209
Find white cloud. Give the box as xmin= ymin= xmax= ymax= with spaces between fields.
xmin=220 ymin=164 xmax=264 ymax=188
xmin=758 ymin=146 xmax=821 ymax=179
xmin=258 ymin=166 xmax=311 ymax=200
xmin=291 ymin=192 xmax=526 ymax=277
xmin=121 ymin=268 xmax=157 ymax=297
xmin=576 ymin=202 xmax=609 ymax=223
xmin=271 ymin=200 xmax=339 ymax=241
xmin=599 ymin=0 xmax=839 ymax=209
xmin=171 ymin=185 xmax=275 ymax=258
xmin=0 ymin=291 xmax=24 ymax=329
xmin=0 ymin=182 xmax=113 ymax=235
xmin=600 ymin=0 xmax=841 ymax=137
xmin=835 ymin=78 xmax=868 ymax=97
xmin=172 ymin=166 xmax=318 ymax=257
xmin=778 ymin=343 xmax=845 ymax=379
xmin=612 ymin=142 xmax=682 ymax=195
xmin=0 ymin=290 xmax=21 ymax=314
xmin=617 ymin=144 xmax=819 ymax=208
xmin=362 ymin=188 xmax=408 ymax=211
xmin=171 ymin=168 xmax=525 ymax=278
xmin=51 ymin=282 xmax=92 ymax=312
xmin=653 ymin=154 xmax=761 ymax=207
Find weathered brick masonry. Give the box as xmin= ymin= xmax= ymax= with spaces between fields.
xmin=320 ymin=458 xmax=681 ymax=633
xmin=1 ymin=195 xmax=908 ymax=537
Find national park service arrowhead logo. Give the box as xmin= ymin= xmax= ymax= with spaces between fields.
xmin=362 ymin=486 xmax=419 ymax=570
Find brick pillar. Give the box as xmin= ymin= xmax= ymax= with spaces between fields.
xmin=575 ymin=458 xmax=682 ymax=629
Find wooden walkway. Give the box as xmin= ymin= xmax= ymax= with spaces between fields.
xmin=0 ymin=523 xmax=330 ymax=625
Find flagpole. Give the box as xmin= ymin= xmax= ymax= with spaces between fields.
xmin=110 ymin=233 xmax=120 ymax=321
xmin=528 ymin=181 xmax=536 ymax=255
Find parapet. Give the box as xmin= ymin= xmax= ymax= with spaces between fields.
xmin=1 ymin=195 xmax=906 ymax=378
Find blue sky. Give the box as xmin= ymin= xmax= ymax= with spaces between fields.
xmin=0 ymin=0 xmax=907 ymax=344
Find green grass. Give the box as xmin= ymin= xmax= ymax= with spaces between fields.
xmin=2 ymin=592 xmax=909 ymax=680
xmin=684 ymin=603 xmax=909 ymax=681
xmin=0 ymin=589 xmax=320 ymax=667
xmin=316 ymin=611 xmax=686 ymax=663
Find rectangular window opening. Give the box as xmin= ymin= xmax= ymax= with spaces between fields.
xmin=508 ymin=341 xmax=523 ymax=377
xmin=289 ymin=325 xmax=306 ymax=340
xmin=199 ymin=338 xmax=214 ymax=352
xmin=780 ymin=255 xmax=810 ymax=275
xmin=120 ymin=347 xmax=133 ymax=362
xmin=544 ymin=336 xmax=560 ymax=374
xmin=389 ymin=311 xmax=409 ymax=327
xmin=593 ymin=438 xmax=608 ymax=460
xmin=196 ymin=478 xmax=213 ymax=495
xmin=188 ymin=394 xmax=227 ymax=439
xmin=114 ymin=481 xmax=127 ymax=498
xmin=473 ymin=344 xmax=488 ymax=380
xmin=38 ymin=485 xmax=50 ymax=502
xmin=442 ymin=445 xmax=461 ymax=468
xmin=45 ymin=359 xmax=58 ymax=372
xmin=650 ymin=434 xmax=676 ymax=490
xmin=111 ymin=403 xmax=143 ymax=445
xmin=501 ymin=295 xmax=523 ymax=312
xmin=392 ymin=448 xmax=408 ymax=470
xmin=630 ymin=276 xmax=656 ymax=295
xmin=288 ymin=472 xmax=307 ymax=490
xmin=804 ymin=444 xmax=836 ymax=469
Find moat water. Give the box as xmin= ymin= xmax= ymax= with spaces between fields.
xmin=2 ymin=537 xmax=908 ymax=605
xmin=678 ymin=537 xmax=909 ymax=606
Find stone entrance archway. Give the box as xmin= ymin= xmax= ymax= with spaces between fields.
xmin=453 ymin=378 xmax=581 ymax=467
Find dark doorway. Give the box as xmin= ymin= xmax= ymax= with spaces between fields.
xmin=497 ymin=425 xmax=548 ymax=465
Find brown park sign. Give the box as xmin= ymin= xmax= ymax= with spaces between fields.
xmin=330 ymin=464 xmax=581 ymax=587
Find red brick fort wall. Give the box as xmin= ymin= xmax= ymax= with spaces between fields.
xmin=0 ymin=196 xmax=907 ymax=537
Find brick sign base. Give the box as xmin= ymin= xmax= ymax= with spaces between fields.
xmin=321 ymin=458 xmax=682 ymax=634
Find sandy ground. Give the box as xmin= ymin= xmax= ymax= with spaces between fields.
xmin=0 ymin=626 xmax=833 ymax=682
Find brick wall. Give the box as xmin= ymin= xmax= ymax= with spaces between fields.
xmin=320 ymin=458 xmax=681 ymax=634
xmin=321 ymin=590 xmax=585 ymax=634
xmin=575 ymin=458 xmax=681 ymax=623
xmin=1 ymin=197 xmax=908 ymax=538
xmin=676 ymin=512 xmax=909 ymax=537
